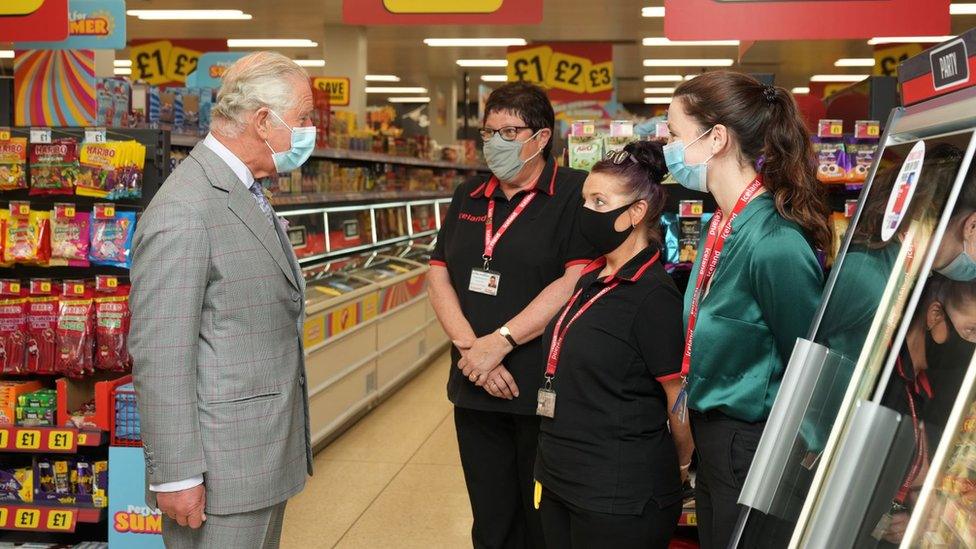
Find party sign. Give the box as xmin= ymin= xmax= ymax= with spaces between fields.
xmin=14 ymin=49 xmax=97 ymax=127
xmin=17 ymin=0 xmax=126 ymax=50
xmin=0 ymin=0 xmax=69 ymax=42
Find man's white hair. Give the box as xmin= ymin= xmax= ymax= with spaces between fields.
xmin=211 ymin=51 xmax=308 ymax=137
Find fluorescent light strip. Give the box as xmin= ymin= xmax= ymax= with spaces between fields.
xmin=127 ymin=9 xmax=252 ymax=20
xmin=792 ymin=87 xmax=810 ymax=94
xmin=643 ymin=38 xmax=739 ymax=46
xmin=424 ymin=38 xmax=526 ymax=47
xmin=643 ymin=58 xmax=734 ymax=67
xmin=810 ymin=74 xmax=869 ymax=82
xmin=950 ymin=3 xmax=976 ymax=15
xmin=834 ymin=58 xmax=876 ymax=67
xmin=644 ymin=87 xmax=676 ymax=94
xmin=457 ymin=59 xmax=508 ymax=67
xmin=480 ymin=75 xmax=508 ymax=82
xmin=293 ymin=59 xmax=326 ymax=67
xmin=114 ymin=68 xmax=132 ymax=75
xmin=389 ymin=97 xmax=431 ymax=103
xmin=113 ymin=59 xmax=132 ymax=67
xmin=227 ymin=39 xmax=318 ymax=48
xmin=867 ymin=36 xmax=956 ymax=45
xmin=644 ymin=97 xmax=672 ymax=104
xmin=0 ymin=50 xmax=14 ymax=59
xmin=365 ymin=74 xmax=401 ymax=82
xmin=643 ymin=75 xmax=683 ymax=82
xmin=365 ymin=87 xmax=428 ymax=94
xmin=642 ymin=6 xmax=665 ymax=17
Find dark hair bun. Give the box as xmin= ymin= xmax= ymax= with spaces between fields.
xmin=624 ymin=140 xmax=668 ymax=184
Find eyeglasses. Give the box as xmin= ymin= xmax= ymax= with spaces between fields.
xmin=479 ymin=126 xmax=535 ymax=142
xmin=604 ymin=149 xmax=636 ymax=165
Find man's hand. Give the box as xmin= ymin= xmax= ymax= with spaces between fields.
xmin=483 ymin=366 xmax=520 ymax=400
xmin=157 ymin=484 xmax=207 ymax=529
xmin=458 ymin=332 xmax=513 ymax=386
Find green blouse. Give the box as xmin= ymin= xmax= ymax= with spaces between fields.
xmin=683 ymin=194 xmax=825 ymax=423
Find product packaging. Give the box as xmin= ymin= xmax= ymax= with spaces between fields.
xmin=56 ymin=281 xmax=95 ymax=378
xmin=26 ymin=279 xmax=58 ymax=375
xmin=89 ymin=204 xmax=135 ymax=268
xmin=0 ymin=466 xmax=33 ymax=503
xmin=50 ymin=203 xmax=91 ymax=267
xmin=5 ymin=202 xmax=49 ymax=265
xmin=0 ymin=280 xmax=28 ymax=374
xmin=106 ymin=141 xmax=147 ymax=201
xmin=96 ymin=78 xmax=131 ymax=128
xmin=94 ymin=277 xmax=131 ymax=372
xmin=0 ymin=132 xmax=28 ymax=191
xmin=845 ymin=120 xmax=882 ymax=185
xmin=815 ymin=119 xmax=849 ymax=184
xmin=0 ymin=380 xmax=43 ymax=425
xmin=568 ymin=135 xmax=603 ymax=172
xmin=29 ymin=139 xmax=81 ymax=196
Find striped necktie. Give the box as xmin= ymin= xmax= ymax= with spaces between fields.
xmin=249 ymin=181 xmax=275 ymax=226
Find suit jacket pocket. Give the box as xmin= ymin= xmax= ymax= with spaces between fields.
xmin=207 ymin=392 xmax=282 ymax=406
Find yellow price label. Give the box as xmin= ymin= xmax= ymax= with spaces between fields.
xmin=546 ymin=52 xmax=591 ymax=94
xmin=830 ymin=124 xmax=843 ymax=136
xmin=46 ymin=510 xmax=74 ymax=531
xmin=106 ymin=277 xmax=118 ymax=288
xmin=18 ymin=205 xmax=29 ymax=216
xmin=507 ymin=46 xmax=553 ymax=86
xmin=103 ymin=206 xmax=115 ymax=218
xmin=77 ymin=433 xmax=88 ymax=446
xmin=868 ymin=125 xmax=880 ymax=136
xmin=15 ymin=430 xmax=41 ymax=450
xmin=14 ymin=509 xmax=39 ymax=529
xmin=0 ymin=130 xmax=10 ymax=141
xmin=73 ymin=284 xmax=85 ymax=295
xmin=686 ymin=512 xmax=697 ymax=526
xmin=64 ymin=207 xmax=76 ymax=218
xmin=9 ymin=283 xmax=19 ymax=294
xmin=167 ymin=45 xmax=202 ymax=83
xmin=0 ymin=429 xmax=9 ymax=449
xmin=0 ymin=0 xmax=44 ymax=16
xmin=47 ymin=430 xmax=75 ymax=451
xmin=0 ymin=507 xmax=8 ymax=528
xmin=586 ymin=61 xmax=615 ymax=94
xmin=383 ymin=0 xmax=503 ymax=13
xmin=691 ymin=204 xmax=704 ymax=216
xmin=40 ymin=282 xmax=51 ymax=293
xmin=130 ymin=40 xmax=174 ymax=86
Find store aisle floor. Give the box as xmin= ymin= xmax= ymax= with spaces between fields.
xmin=280 ymin=351 xmax=472 ymax=548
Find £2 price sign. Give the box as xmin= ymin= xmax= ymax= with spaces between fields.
xmin=506 ymin=43 xmax=614 ymax=101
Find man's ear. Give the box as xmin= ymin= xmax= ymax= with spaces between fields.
xmin=253 ymin=107 xmax=273 ymax=140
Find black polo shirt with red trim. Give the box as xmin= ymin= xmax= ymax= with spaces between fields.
xmin=534 ymin=245 xmax=685 ymax=515
xmin=431 ymin=156 xmax=597 ymax=415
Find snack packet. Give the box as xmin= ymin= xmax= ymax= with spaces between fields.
xmin=76 ymin=142 xmax=118 ymax=198
xmin=0 ymin=281 xmax=28 ymax=374
xmin=26 ymin=280 xmax=58 ymax=375
xmin=50 ymin=204 xmax=91 ymax=267
xmin=0 ymin=211 xmax=11 ymax=268
xmin=107 ymin=141 xmax=146 ymax=201
xmin=89 ymin=205 xmax=135 ymax=268
xmin=94 ymin=280 xmax=131 ymax=372
xmin=0 ymin=134 xmax=28 ymax=191
xmin=29 ymin=139 xmax=80 ymax=196
xmin=56 ymin=282 xmax=95 ymax=378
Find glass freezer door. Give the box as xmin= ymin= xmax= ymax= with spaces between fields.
xmin=734 ymin=124 xmax=976 ymax=549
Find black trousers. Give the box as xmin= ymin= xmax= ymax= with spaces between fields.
xmin=539 ymin=487 xmax=681 ymax=549
xmin=690 ymin=410 xmax=766 ymax=549
xmin=455 ymin=406 xmax=546 ymax=549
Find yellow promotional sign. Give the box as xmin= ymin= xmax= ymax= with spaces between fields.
xmin=166 ymin=46 xmax=201 ymax=83
xmin=130 ymin=40 xmax=173 ymax=85
xmin=586 ymin=61 xmax=614 ymax=94
xmin=0 ymin=0 xmax=44 ymax=16
xmin=874 ymin=44 xmax=925 ymax=77
xmin=303 ymin=315 xmax=326 ymax=348
xmin=507 ymin=46 xmax=553 ymax=86
xmin=362 ymin=293 xmax=379 ymax=321
xmin=546 ymin=51 xmax=590 ymax=94
xmin=383 ymin=0 xmax=503 ymax=13
xmin=312 ymin=77 xmax=351 ymax=107
xmin=330 ymin=303 xmax=359 ymax=336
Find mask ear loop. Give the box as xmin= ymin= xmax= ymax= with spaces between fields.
xmin=521 ymin=129 xmax=545 ymax=164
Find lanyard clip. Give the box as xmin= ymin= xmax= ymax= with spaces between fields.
xmin=544 ymin=376 xmax=553 ymax=391
xmin=482 ymin=255 xmax=491 ymax=271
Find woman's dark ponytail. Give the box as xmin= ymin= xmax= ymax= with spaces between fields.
xmin=675 ymin=72 xmax=833 ymax=253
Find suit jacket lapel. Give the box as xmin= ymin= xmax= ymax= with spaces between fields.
xmin=188 ymin=144 xmax=300 ymax=291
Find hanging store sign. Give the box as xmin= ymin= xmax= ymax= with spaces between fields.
xmin=664 ymin=0 xmax=949 ymax=41
xmin=0 ymin=0 xmax=69 ymax=42
xmin=506 ymin=43 xmax=614 ymax=101
xmin=128 ymin=39 xmax=226 ymax=86
xmin=17 ymin=0 xmax=126 ymax=51
xmin=312 ymin=77 xmax=352 ymax=107
xmin=900 ymin=30 xmax=976 ymax=106
xmin=343 ymin=0 xmax=542 ymax=24
xmin=874 ymin=44 xmax=925 ymax=78
xmin=189 ymin=52 xmax=247 ymax=88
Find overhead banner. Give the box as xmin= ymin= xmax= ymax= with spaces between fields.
xmin=15 ymin=49 xmax=97 ymax=127
xmin=17 ymin=0 xmax=126 ymax=51
xmin=664 ymin=0 xmax=950 ymax=41
xmin=128 ymin=39 xmax=226 ymax=87
xmin=189 ymin=52 xmax=247 ymax=88
xmin=506 ymin=43 xmax=614 ymax=102
xmin=0 ymin=0 xmax=69 ymax=42
xmin=343 ymin=0 xmax=542 ymax=25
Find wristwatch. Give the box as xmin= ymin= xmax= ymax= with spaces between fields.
xmin=499 ymin=326 xmax=519 ymax=348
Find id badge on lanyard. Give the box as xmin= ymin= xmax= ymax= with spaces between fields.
xmin=471 ymin=190 xmax=537 ymax=297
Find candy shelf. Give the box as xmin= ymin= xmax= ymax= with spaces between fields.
xmin=0 ymin=503 xmax=104 ymax=533
xmin=0 ymin=426 xmax=105 ymax=453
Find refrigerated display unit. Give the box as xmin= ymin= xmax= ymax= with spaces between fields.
xmin=732 ymin=32 xmax=976 ymax=549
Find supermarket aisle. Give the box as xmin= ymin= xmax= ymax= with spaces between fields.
xmin=280 ymin=351 xmax=472 ymax=548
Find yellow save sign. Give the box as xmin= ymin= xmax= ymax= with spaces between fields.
xmin=312 ymin=77 xmax=351 ymax=107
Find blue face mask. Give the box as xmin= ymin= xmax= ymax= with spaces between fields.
xmin=265 ymin=110 xmax=317 ymax=173
xmin=936 ymin=238 xmax=976 ymax=281
xmin=663 ymin=127 xmax=715 ymax=193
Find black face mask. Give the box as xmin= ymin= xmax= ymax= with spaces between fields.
xmin=579 ymin=202 xmax=635 ymax=255
xmin=922 ymin=306 xmax=975 ymax=441
xmin=925 ymin=307 xmax=976 ymax=373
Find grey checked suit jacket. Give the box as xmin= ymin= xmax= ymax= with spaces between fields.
xmin=130 ymin=143 xmax=313 ymax=516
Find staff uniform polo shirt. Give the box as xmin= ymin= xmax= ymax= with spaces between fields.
xmin=683 ymin=193 xmax=825 ymax=423
xmin=534 ymin=246 xmax=685 ymax=515
xmin=431 ymin=156 xmax=598 ymax=415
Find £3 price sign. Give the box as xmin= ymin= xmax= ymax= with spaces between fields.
xmin=506 ymin=43 xmax=614 ymax=99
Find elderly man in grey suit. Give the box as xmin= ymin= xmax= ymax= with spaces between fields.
xmin=130 ymin=51 xmax=316 ymax=549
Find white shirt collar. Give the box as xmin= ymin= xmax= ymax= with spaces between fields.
xmin=202 ymin=133 xmax=256 ymax=189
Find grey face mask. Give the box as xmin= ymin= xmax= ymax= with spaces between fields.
xmin=483 ymin=130 xmax=542 ymax=182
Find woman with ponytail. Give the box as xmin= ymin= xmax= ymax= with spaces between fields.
xmin=664 ymin=71 xmax=830 ymax=548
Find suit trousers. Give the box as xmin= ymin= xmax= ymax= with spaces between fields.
xmin=162 ymin=501 xmax=287 ymax=549
xmin=691 ymin=410 xmax=766 ymax=549
xmin=455 ymin=406 xmax=545 ymax=549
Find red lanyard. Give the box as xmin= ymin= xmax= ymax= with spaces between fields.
xmin=484 ymin=191 xmax=537 ymax=265
xmin=894 ymin=356 xmax=931 ymax=505
xmin=545 ymin=251 xmax=661 ymax=379
xmin=681 ymin=176 xmax=764 ymax=377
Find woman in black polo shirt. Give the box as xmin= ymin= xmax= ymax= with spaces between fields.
xmin=535 ymin=141 xmax=694 ymax=549
xmin=428 ymin=82 xmax=597 ymax=548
